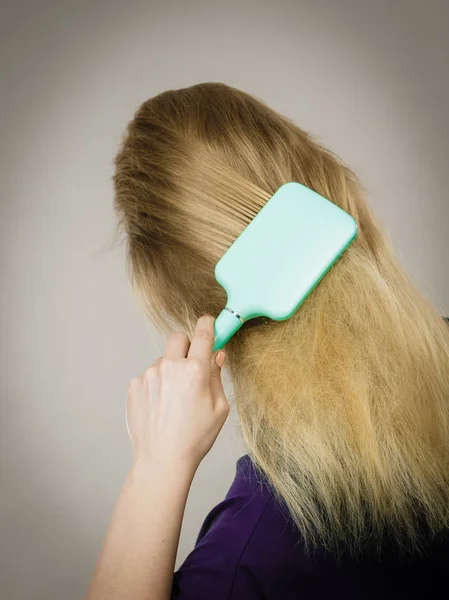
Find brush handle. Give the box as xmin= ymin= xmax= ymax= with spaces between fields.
xmin=213 ymin=308 xmax=244 ymax=351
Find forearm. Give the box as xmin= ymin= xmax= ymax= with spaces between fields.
xmin=85 ymin=459 xmax=196 ymax=600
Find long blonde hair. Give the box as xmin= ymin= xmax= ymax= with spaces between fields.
xmin=113 ymin=82 xmax=449 ymax=556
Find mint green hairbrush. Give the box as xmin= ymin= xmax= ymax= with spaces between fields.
xmin=212 ymin=181 xmax=357 ymax=352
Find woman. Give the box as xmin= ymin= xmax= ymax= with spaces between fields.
xmin=86 ymin=83 xmax=449 ymax=600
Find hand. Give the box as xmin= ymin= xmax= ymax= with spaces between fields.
xmin=125 ymin=315 xmax=229 ymax=472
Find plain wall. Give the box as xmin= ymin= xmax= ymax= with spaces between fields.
xmin=1 ymin=1 xmax=448 ymax=598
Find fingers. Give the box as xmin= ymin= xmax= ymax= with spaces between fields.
xmin=163 ymin=330 xmax=190 ymax=359
xmin=210 ymin=350 xmax=225 ymax=380
xmin=209 ymin=349 xmax=228 ymax=414
xmin=187 ymin=315 xmax=216 ymax=363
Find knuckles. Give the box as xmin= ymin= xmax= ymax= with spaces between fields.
xmin=158 ymin=357 xmax=204 ymax=378
xmin=136 ymin=356 xmax=208 ymax=384
xmin=185 ymin=358 xmax=204 ymax=376
xmin=143 ymin=364 xmax=159 ymax=379
xmin=158 ymin=357 xmax=175 ymax=377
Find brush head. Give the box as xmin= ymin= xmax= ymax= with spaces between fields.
xmin=212 ymin=182 xmax=357 ymax=351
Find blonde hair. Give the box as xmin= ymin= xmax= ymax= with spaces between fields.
xmin=113 ymin=82 xmax=449 ymax=556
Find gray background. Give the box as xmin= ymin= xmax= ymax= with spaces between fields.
xmin=1 ymin=1 xmax=448 ymax=598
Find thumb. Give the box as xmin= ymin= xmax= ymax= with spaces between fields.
xmin=210 ymin=350 xmax=226 ymax=390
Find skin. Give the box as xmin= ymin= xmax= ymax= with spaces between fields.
xmin=85 ymin=314 xmax=229 ymax=600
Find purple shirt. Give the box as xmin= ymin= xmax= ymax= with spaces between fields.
xmin=171 ymin=454 xmax=449 ymax=599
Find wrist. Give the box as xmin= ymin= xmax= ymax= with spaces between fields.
xmin=130 ymin=454 xmax=198 ymax=487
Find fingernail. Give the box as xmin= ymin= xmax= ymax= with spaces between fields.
xmin=216 ymin=351 xmax=225 ymax=368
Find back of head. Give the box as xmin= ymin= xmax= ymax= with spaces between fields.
xmin=113 ymin=82 xmax=449 ymax=557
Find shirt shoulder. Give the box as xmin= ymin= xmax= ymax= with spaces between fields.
xmin=171 ymin=455 xmax=284 ymax=600
xmin=197 ymin=455 xmax=273 ymax=542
